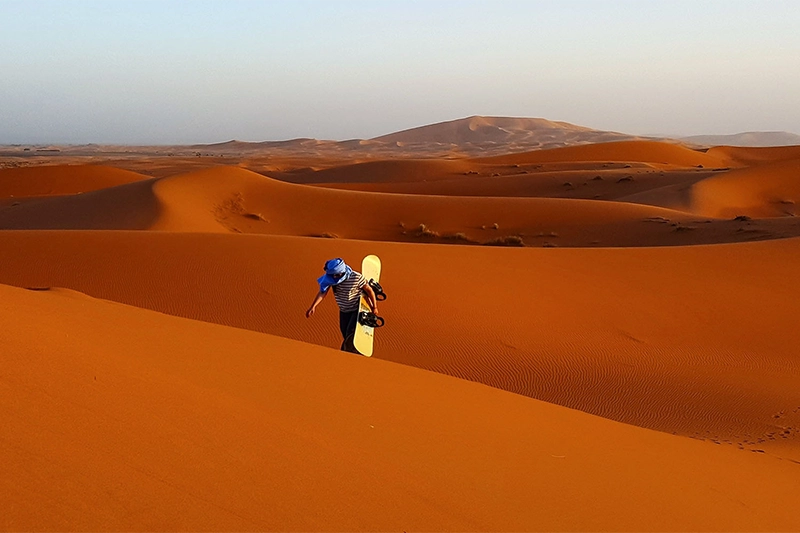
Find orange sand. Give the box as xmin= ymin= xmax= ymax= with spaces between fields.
xmin=0 ymin=164 xmax=147 ymax=198
xmin=2 ymin=282 xmax=799 ymax=531
xmin=1 ymin=132 xmax=800 ymax=531
xmin=692 ymin=158 xmax=800 ymax=218
xmin=475 ymin=140 xmax=734 ymax=168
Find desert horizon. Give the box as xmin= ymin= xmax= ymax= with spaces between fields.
xmin=2 ymin=113 xmax=800 ymax=530
xmin=4 ymin=114 xmax=800 ymax=152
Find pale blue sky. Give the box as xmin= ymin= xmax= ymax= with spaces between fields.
xmin=1 ymin=0 xmax=798 ymax=144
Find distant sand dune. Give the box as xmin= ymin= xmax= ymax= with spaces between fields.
xmin=274 ymin=158 xmax=473 ymax=184
xmin=1 ymin=165 xmax=727 ymax=247
xmin=476 ymin=140 xmax=732 ymax=168
xmin=322 ymin=167 xmax=710 ymax=210
xmin=706 ymin=144 xmax=800 ymax=166
xmin=5 ymin=163 xmax=800 ymax=246
xmin=692 ymin=158 xmax=800 ymax=218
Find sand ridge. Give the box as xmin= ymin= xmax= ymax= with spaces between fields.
xmin=706 ymin=144 xmax=800 ymax=166
xmin=474 ymin=139 xmax=734 ymax=168
xmin=3 ymin=282 xmax=800 ymax=531
xmin=3 ymin=163 xmax=800 ymax=246
xmin=0 ymin=164 xmax=148 ymax=198
xmin=0 ymin=230 xmax=798 ymax=464
xmin=692 ymin=157 xmax=800 ymax=218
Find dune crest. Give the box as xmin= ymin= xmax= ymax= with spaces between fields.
xmin=476 ymin=139 xmax=731 ymax=168
xmin=0 ymin=165 xmax=700 ymax=244
xmin=691 ymin=158 xmax=800 ymax=218
xmin=0 ymin=178 xmax=162 ymax=230
xmin=6 ymin=163 xmax=800 ymax=246
xmin=274 ymin=158 xmax=474 ymax=184
xmin=0 ymin=164 xmax=148 ymax=198
xmin=706 ymin=144 xmax=800 ymax=166
xmin=0 ymin=230 xmax=798 ymax=465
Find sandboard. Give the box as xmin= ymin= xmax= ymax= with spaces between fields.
xmin=353 ymin=254 xmax=382 ymax=357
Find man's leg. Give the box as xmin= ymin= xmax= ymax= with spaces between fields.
xmin=339 ymin=310 xmax=359 ymax=353
xmin=339 ymin=311 xmax=350 ymax=340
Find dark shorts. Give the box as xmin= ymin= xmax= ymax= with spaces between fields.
xmin=339 ymin=309 xmax=359 ymax=353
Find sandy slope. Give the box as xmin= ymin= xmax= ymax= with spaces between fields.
xmin=0 ymin=230 xmax=798 ymax=464
xmin=322 ymin=167 xmax=714 ymax=203
xmin=281 ymin=140 xmax=730 ymax=186
xmin=706 ymin=144 xmax=800 ymax=165
xmin=475 ymin=140 xmax=733 ymax=168
xmin=4 ymin=164 xmax=800 ymax=246
xmin=0 ymin=178 xmax=162 ymax=229
xmin=133 ymin=167 xmax=728 ymax=248
xmin=273 ymin=158 xmax=474 ymax=184
xmin=0 ymin=165 xmax=724 ymax=246
xmin=0 ymin=164 xmax=147 ymax=198
xmin=692 ymin=157 xmax=800 ymax=218
xmin=2 ymin=282 xmax=799 ymax=531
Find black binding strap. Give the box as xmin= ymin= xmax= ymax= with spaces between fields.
xmin=367 ymin=279 xmax=387 ymax=301
xmin=358 ymin=311 xmax=385 ymax=328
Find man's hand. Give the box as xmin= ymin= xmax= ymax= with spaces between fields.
xmin=306 ymin=291 xmax=326 ymax=318
xmin=363 ymin=284 xmax=379 ymax=315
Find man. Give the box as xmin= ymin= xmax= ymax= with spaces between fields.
xmin=306 ymin=257 xmax=379 ymax=353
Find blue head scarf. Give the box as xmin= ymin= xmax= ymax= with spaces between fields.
xmin=317 ymin=258 xmax=353 ymax=293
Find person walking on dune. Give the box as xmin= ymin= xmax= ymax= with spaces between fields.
xmin=306 ymin=257 xmax=379 ymax=353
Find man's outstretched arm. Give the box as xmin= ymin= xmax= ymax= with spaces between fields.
xmin=305 ymin=290 xmax=327 ymax=318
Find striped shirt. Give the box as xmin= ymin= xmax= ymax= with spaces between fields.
xmin=329 ymin=271 xmax=367 ymax=312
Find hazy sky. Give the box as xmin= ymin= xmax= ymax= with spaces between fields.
xmin=2 ymin=0 xmax=799 ymax=144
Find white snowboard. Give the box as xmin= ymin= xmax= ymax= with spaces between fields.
xmin=353 ymin=254 xmax=382 ymax=357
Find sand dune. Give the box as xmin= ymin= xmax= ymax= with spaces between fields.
xmin=5 ymin=164 xmax=800 ymax=246
xmin=3 ymin=125 xmax=800 ymax=531
xmin=0 ymin=178 xmax=161 ymax=229
xmin=3 ymin=282 xmax=800 ymax=531
xmin=476 ymin=140 xmax=732 ymax=168
xmin=371 ymin=115 xmax=633 ymax=145
xmin=706 ymin=144 xmax=800 ymax=166
xmin=323 ymin=167 xmax=713 ymax=206
xmin=2 ymin=165 xmax=737 ymax=247
xmin=274 ymin=158 xmax=474 ymax=184
xmin=692 ymin=157 xmax=800 ymax=218
xmin=285 ymin=139 xmax=730 ymax=186
xmin=0 ymin=230 xmax=798 ymax=465
xmin=0 ymin=164 xmax=147 ymax=198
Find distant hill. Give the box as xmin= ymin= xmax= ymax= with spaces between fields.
xmin=682 ymin=131 xmax=800 ymax=147
xmin=371 ymin=115 xmax=639 ymax=147
xmin=11 ymin=118 xmax=797 ymax=160
xmin=187 ymin=118 xmax=799 ymax=155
